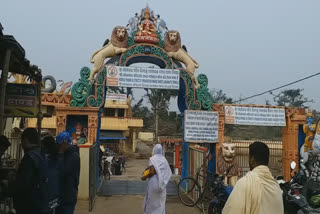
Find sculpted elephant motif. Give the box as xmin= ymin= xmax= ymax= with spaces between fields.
xmin=89 ymin=26 xmax=128 ymax=81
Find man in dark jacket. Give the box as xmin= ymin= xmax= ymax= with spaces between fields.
xmin=55 ymin=131 xmax=80 ymax=214
xmin=12 ymin=128 xmax=47 ymax=214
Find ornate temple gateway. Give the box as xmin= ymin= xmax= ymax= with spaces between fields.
xmin=25 ymin=5 xmax=310 ymax=203
xmin=71 ymin=5 xmax=209 ymax=111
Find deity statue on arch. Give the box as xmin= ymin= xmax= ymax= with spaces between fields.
xmin=134 ymin=5 xmax=159 ymax=44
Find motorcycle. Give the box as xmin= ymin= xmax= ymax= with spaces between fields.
xmin=282 ymin=161 xmax=320 ymax=214
xmin=101 ymin=155 xmax=112 ymax=180
xmin=208 ymin=165 xmax=234 ymax=214
xmin=112 ymin=155 xmax=123 ymax=175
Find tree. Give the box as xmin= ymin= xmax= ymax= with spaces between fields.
xmin=131 ymin=98 xmax=154 ymax=131
xmin=144 ymin=89 xmax=178 ymax=142
xmin=273 ymin=89 xmax=313 ymax=108
xmin=210 ymin=89 xmax=233 ymax=104
xmin=107 ymin=87 xmax=133 ymax=98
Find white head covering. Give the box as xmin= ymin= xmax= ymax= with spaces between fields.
xmin=150 ymin=144 xmax=172 ymax=191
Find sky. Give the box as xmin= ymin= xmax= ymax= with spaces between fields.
xmin=1 ymin=0 xmax=319 ymax=111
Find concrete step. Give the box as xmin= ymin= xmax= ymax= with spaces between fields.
xmin=98 ymin=180 xmax=178 ymax=196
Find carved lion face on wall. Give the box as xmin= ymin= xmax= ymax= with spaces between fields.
xmin=222 ymin=142 xmax=236 ymax=163
xmin=116 ymin=27 xmax=127 ymax=41
xmin=168 ymin=32 xmax=178 ymax=44
xmin=111 ymin=26 xmax=129 ymax=48
xmin=164 ymin=30 xmax=181 ymax=52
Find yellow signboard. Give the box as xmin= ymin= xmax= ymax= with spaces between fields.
xmin=4 ymin=83 xmax=39 ymax=117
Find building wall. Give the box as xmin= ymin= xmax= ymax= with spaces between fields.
xmin=138 ymin=132 xmax=154 ymax=141
xmin=78 ymin=147 xmax=90 ymax=200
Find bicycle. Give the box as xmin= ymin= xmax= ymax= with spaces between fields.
xmin=178 ymin=164 xmax=233 ymax=213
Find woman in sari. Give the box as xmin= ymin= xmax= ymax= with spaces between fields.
xmin=142 ymin=144 xmax=172 ymax=214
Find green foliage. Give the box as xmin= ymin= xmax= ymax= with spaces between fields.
xmin=210 ymin=89 xmax=233 ymax=104
xmin=273 ymin=89 xmax=313 ymax=108
xmin=132 ymin=98 xmax=151 ymax=118
xmin=144 ymin=89 xmax=178 ymax=111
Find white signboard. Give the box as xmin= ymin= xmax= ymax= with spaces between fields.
xmin=224 ymin=106 xmax=286 ymax=126
xmin=184 ymin=110 xmax=219 ymax=143
xmin=106 ymin=65 xmax=180 ymax=90
xmin=106 ymin=93 xmax=127 ymax=101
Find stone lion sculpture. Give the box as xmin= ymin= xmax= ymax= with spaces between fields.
xmin=164 ymin=31 xmax=199 ymax=88
xmin=217 ymin=141 xmax=239 ymax=186
xmin=89 ymin=26 xmax=128 ymax=81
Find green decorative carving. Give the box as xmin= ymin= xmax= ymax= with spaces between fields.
xmin=70 ymin=67 xmax=91 ymax=107
xmin=155 ymin=31 xmax=164 ymax=48
xmin=120 ymin=44 xmax=171 ymax=67
xmin=128 ymin=31 xmax=137 ymax=47
xmin=180 ymin=69 xmax=201 ymax=110
xmin=196 ymin=74 xmax=213 ymax=111
xmin=88 ymin=68 xmax=107 ymax=107
xmin=128 ymin=31 xmax=164 ymax=48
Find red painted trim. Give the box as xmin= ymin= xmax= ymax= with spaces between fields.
xmin=196 ymin=147 xmax=208 ymax=152
xmin=78 ymin=145 xmax=92 ymax=148
xmin=175 ymin=144 xmax=180 ymax=168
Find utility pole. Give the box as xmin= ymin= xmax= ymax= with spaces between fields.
xmin=0 ymin=49 xmax=11 ymax=135
xmin=154 ymin=102 xmax=159 ymax=143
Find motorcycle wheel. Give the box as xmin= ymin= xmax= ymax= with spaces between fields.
xmin=208 ymin=205 xmax=219 ymax=214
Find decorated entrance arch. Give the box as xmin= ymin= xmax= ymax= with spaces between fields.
xmin=70 ymin=5 xmax=212 ymax=112
xmin=68 ymin=5 xmax=306 ymax=182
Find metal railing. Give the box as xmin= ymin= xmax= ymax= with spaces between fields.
xmin=3 ymin=132 xmax=23 ymax=168
xmin=0 ymin=133 xmax=22 ymax=213
xmin=188 ymin=147 xmax=207 ymax=186
xmin=233 ymin=139 xmax=283 ymax=177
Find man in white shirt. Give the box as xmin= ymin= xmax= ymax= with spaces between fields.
xmin=223 ymin=141 xmax=284 ymax=214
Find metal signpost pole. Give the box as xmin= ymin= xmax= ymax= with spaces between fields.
xmin=181 ymin=111 xmax=189 ymax=179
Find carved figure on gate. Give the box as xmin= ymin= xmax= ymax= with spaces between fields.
xmin=55 ymin=80 xmax=73 ymax=95
xmin=89 ymin=26 xmax=128 ymax=81
xmin=164 ymin=31 xmax=200 ymax=89
xmin=8 ymin=73 xmax=28 ymax=84
xmin=155 ymin=15 xmax=168 ymax=39
xmin=303 ymin=109 xmax=316 ymax=152
xmin=217 ymin=141 xmax=238 ymax=186
xmin=42 ymin=75 xmax=56 ymax=93
xmin=71 ymin=123 xmax=87 ymax=145
xmin=134 ymin=6 xmax=159 ymax=44
xmin=126 ymin=14 xmax=138 ymax=37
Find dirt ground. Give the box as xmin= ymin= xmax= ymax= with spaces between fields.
xmin=75 ymin=158 xmax=200 ymax=214
xmin=75 ymin=195 xmax=200 ymax=214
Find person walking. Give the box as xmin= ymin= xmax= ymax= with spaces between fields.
xmin=142 ymin=144 xmax=172 ymax=214
xmin=55 ymin=131 xmax=80 ymax=214
xmin=222 ymin=141 xmax=284 ymax=214
xmin=12 ymin=128 xmax=48 ymax=214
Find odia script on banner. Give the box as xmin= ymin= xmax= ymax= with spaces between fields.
xmin=184 ymin=110 xmax=219 ymax=143
xmin=106 ymin=65 xmax=180 ymax=90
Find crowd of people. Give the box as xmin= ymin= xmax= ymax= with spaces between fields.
xmin=0 ymin=132 xmax=290 ymax=214
xmin=0 ymin=128 xmax=80 ymax=214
